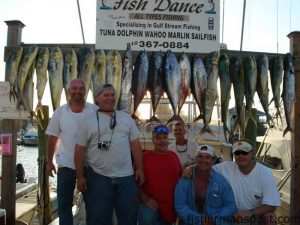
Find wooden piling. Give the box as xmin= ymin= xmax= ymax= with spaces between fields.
xmin=288 ymin=31 xmax=300 ymax=225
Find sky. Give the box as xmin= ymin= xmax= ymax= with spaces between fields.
xmin=0 ymin=0 xmax=299 ymax=115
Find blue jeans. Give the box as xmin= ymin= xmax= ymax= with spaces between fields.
xmin=86 ymin=167 xmax=138 ymax=225
xmin=57 ymin=167 xmax=76 ymax=225
xmin=138 ymin=203 xmax=174 ymax=225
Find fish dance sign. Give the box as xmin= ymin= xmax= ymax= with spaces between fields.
xmin=96 ymin=0 xmax=220 ymax=53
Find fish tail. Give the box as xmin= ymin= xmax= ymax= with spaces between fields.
xmin=200 ymin=125 xmax=214 ymax=136
xmin=223 ymin=124 xmax=230 ymax=143
xmin=166 ymin=115 xmax=185 ymax=126
xmin=35 ymin=101 xmax=44 ymax=120
xmin=131 ymin=113 xmax=143 ymax=125
xmin=144 ymin=115 xmax=161 ymax=126
xmin=283 ymin=126 xmax=294 ymax=137
xmin=192 ymin=114 xmax=203 ymax=124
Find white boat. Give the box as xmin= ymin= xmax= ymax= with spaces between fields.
xmin=256 ymin=124 xmax=291 ymax=224
xmin=22 ymin=129 xmax=38 ymax=146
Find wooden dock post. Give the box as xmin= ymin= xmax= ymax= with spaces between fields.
xmin=288 ymin=31 xmax=300 ymax=225
xmin=37 ymin=106 xmax=52 ymax=225
xmin=1 ymin=20 xmax=25 ymax=225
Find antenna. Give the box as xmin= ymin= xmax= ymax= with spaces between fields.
xmin=222 ymin=0 xmax=225 ymax=44
xmin=77 ymin=0 xmax=86 ymax=44
xmin=240 ymin=0 xmax=246 ymax=51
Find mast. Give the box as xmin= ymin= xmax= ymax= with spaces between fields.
xmin=240 ymin=0 xmax=246 ymax=51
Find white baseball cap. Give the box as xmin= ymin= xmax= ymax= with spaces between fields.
xmin=232 ymin=140 xmax=253 ymax=153
xmin=196 ymin=145 xmax=215 ymax=157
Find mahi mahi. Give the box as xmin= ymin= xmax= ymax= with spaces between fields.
xmin=230 ymin=56 xmax=245 ymax=137
xmin=106 ymin=50 xmax=122 ymax=105
xmin=243 ymin=56 xmax=257 ymax=128
xmin=35 ymin=47 xmax=50 ymax=116
xmin=256 ymin=54 xmax=272 ymax=127
xmin=92 ymin=49 xmax=106 ymax=100
xmin=218 ymin=53 xmax=231 ymax=142
xmin=282 ymin=53 xmax=295 ymax=136
xmin=5 ymin=46 xmax=23 ymax=101
xmin=63 ymin=48 xmax=78 ymax=101
xmin=77 ymin=47 xmax=95 ymax=99
xmin=48 ymin=47 xmax=64 ymax=111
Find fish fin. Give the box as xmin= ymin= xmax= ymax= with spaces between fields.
xmin=144 ymin=116 xmax=161 ymax=126
xmin=283 ymin=126 xmax=294 ymax=137
xmin=268 ymin=98 xmax=274 ymax=106
xmin=131 ymin=114 xmax=143 ymax=125
xmin=35 ymin=101 xmax=44 ymax=120
xmin=192 ymin=114 xmax=203 ymax=124
xmin=200 ymin=125 xmax=214 ymax=136
xmin=166 ymin=115 xmax=185 ymax=126
xmin=223 ymin=124 xmax=230 ymax=143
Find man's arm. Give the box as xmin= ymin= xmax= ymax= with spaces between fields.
xmin=235 ymin=204 xmax=276 ymax=219
xmin=138 ymin=187 xmax=158 ymax=209
xmin=130 ymin=139 xmax=145 ymax=186
xmin=47 ymin=135 xmax=58 ymax=177
xmin=74 ymin=144 xmax=87 ymax=192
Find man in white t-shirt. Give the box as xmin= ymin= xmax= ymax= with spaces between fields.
xmin=46 ymin=79 xmax=98 ymax=225
xmin=74 ymin=83 xmax=145 ymax=225
xmin=168 ymin=122 xmax=198 ymax=168
xmin=213 ymin=140 xmax=280 ymax=225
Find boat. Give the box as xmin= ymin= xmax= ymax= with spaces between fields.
xmin=22 ymin=129 xmax=38 ymax=146
xmin=256 ymin=121 xmax=291 ymax=224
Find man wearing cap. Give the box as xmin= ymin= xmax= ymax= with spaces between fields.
xmin=138 ymin=124 xmax=182 ymax=225
xmin=212 ymin=140 xmax=280 ymax=225
xmin=46 ymin=79 xmax=98 ymax=225
xmin=74 ymin=83 xmax=144 ymax=225
xmin=175 ymin=145 xmax=237 ymax=225
xmin=168 ymin=122 xmax=198 ymax=169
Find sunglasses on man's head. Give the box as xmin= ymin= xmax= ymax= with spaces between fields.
xmin=234 ymin=150 xmax=250 ymax=156
xmin=153 ymin=125 xmax=169 ymax=134
xmin=200 ymin=145 xmax=208 ymax=150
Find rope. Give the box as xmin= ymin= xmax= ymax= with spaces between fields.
xmin=76 ymin=0 xmax=86 ymax=44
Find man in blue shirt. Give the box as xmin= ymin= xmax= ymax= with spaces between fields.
xmin=175 ymin=145 xmax=237 ymax=225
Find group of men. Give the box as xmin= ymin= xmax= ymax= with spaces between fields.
xmin=46 ymin=79 xmax=281 ymax=225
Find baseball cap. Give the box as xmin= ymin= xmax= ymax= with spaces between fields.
xmin=232 ymin=140 xmax=253 ymax=153
xmin=152 ymin=124 xmax=169 ymax=136
xmin=196 ymin=145 xmax=215 ymax=157
xmin=94 ymin=83 xmax=115 ymax=96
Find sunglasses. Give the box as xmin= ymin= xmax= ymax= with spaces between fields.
xmin=200 ymin=145 xmax=208 ymax=150
xmin=234 ymin=151 xmax=250 ymax=156
xmin=153 ymin=125 xmax=169 ymax=135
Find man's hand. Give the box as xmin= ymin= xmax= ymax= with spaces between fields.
xmin=135 ymin=167 xmax=145 ymax=186
xmin=46 ymin=161 xmax=56 ymax=177
xmin=77 ymin=177 xmax=87 ymax=192
xmin=234 ymin=210 xmax=254 ymax=223
xmin=145 ymin=197 xmax=158 ymax=209
xmin=182 ymin=164 xmax=195 ymax=178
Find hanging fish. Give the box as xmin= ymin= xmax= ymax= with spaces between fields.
xmin=17 ymin=46 xmax=38 ymax=107
xmin=243 ymin=55 xmax=257 ymax=128
xmin=218 ymin=52 xmax=231 ymax=142
xmin=35 ymin=47 xmax=49 ymax=117
xmin=269 ymin=56 xmax=283 ymax=119
xmin=178 ymin=52 xmax=191 ymax=114
xmin=145 ymin=51 xmax=164 ymax=125
xmin=118 ymin=44 xmax=133 ymax=113
xmin=202 ymin=51 xmax=219 ymax=134
xmin=163 ymin=50 xmax=183 ymax=125
xmin=63 ymin=48 xmax=78 ymax=101
xmin=106 ymin=50 xmax=122 ymax=105
xmin=256 ymin=54 xmax=273 ymax=127
xmin=77 ymin=47 xmax=95 ymax=99
xmin=230 ymin=56 xmax=245 ymax=137
xmin=5 ymin=46 xmax=23 ymax=101
xmin=191 ymin=54 xmax=207 ymax=123
xmin=132 ymin=50 xmax=149 ymax=123
xmin=48 ymin=47 xmax=64 ymax=111
xmin=92 ymin=49 xmax=106 ymax=101
xmin=282 ymin=53 xmax=295 ymax=136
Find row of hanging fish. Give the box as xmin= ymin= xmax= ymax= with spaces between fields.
xmin=5 ymin=45 xmax=295 ymax=139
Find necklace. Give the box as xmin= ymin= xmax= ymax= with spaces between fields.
xmin=176 ymin=142 xmax=188 ymax=153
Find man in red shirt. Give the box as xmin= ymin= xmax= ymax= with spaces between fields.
xmin=138 ymin=124 xmax=182 ymax=225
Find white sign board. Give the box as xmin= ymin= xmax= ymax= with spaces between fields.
xmin=0 ymin=82 xmax=29 ymax=119
xmin=96 ymin=0 xmax=220 ymax=53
